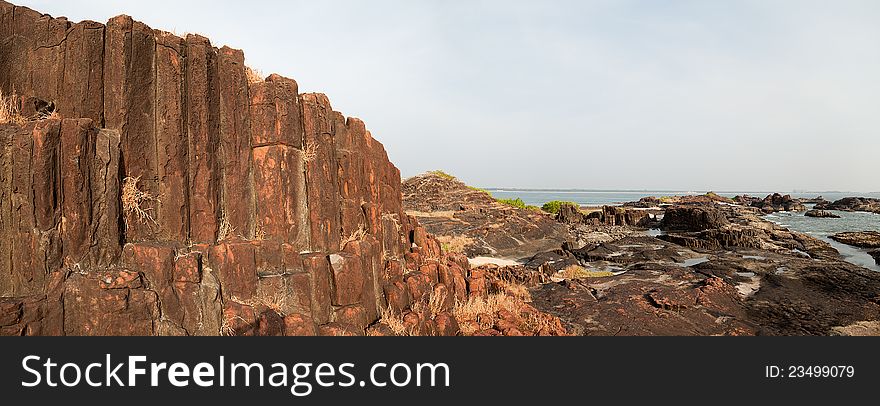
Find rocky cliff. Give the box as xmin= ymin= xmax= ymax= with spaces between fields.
xmin=0 ymin=1 xmax=490 ymax=336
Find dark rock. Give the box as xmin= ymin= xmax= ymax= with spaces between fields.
xmin=829 ymin=232 xmax=880 ymax=249
xmin=661 ymin=206 xmax=729 ymax=231
xmin=815 ymin=197 xmax=880 ymax=214
xmin=804 ymin=209 xmax=840 ymax=218
xmin=752 ymin=193 xmax=807 ymax=213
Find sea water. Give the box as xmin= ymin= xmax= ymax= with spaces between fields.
xmin=485 ymin=189 xmax=880 ymax=271
xmin=486 ymin=189 xmax=880 ymax=207
xmin=765 ymin=208 xmax=880 ymax=272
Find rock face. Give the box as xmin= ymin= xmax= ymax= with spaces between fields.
xmin=740 ymin=193 xmax=806 ymax=213
xmin=661 ymin=206 xmax=729 ymax=232
xmin=401 ymin=172 xmax=571 ymax=259
xmin=0 ymin=2 xmax=551 ymax=336
xmin=559 ymin=205 xmax=655 ymax=228
xmin=805 ymin=210 xmax=840 ymax=218
xmin=829 ymin=232 xmax=880 ymax=249
xmin=815 ymin=197 xmax=880 ymax=214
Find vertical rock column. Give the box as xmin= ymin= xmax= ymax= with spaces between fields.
xmin=218 ymin=47 xmax=253 ymax=239
xmin=60 ymin=21 xmax=104 ymax=124
xmin=249 ymin=74 xmax=309 ymax=248
xmin=105 ymin=16 xmax=159 ymax=242
xmin=302 ymin=93 xmax=341 ymax=252
xmin=155 ymin=32 xmax=189 ymax=242
xmin=185 ymin=34 xmax=221 ymax=244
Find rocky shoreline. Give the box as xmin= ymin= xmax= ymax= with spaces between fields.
xmin=403 ymin=174 xmax=880 ymax=336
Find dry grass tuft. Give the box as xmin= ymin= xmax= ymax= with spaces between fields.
xmin=378 ymin=305 xmax=410 ymax=336
xmin=340 ymin=224 xmax=367 ymax=250
xmin=252 ymin=222 xmax=266 ymax=241
xmin=219 ymin=313 xmax=247 ymax=336
xmin=246 ymin=67 xmax=265 ymax=84
xmin=0 ymin=90 xmax=26 ymax=125
xmin=302 ymin=141 xmax=318 ymax=163
xmin=453 ymin=293 xmax=522 ymax=335
xmin=218 ymin=214 xmax=235 ymax=241
xmin=559 ymin=264 xmax=614 ymax=279
xmin=404 ymin=210 xmax=456 ymax=219
xmin=121 ymin=176 xmax=159 ymax=228
xmin=436 ymin=235 xmax=474 ymax=254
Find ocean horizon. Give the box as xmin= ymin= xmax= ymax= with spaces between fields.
xmin=483 ymin=189 xmax=880 ymax=207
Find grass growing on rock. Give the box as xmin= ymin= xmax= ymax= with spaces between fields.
xmin=436 ymin=235 xmax=475 ymax=254
xmin=427 ymin=170 xmax=456 ymax=180
xmin=496 ymin=197 xmax=541 ymax=212
xmin=0 ymin=90 xmax=25 ymax=125
xmin=541 ymin=200 xmax=580 ymax=214
xmin=121 ymin=176 xmax=159 ymax=228
xmin=559 ymin=264 xmax=615 ymax=279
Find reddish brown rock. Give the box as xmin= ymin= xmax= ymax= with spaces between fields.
xmin=302 ymin=93 xmax=340 ymax=252
xmin=218 ymin=46 xmax=253 ymax=238
xmin=302 ymin=253 xmax=332 ymax=324
xmin=61 ymin=20 xmax=104 ymax=125
xmin=334 ymin=305 xmax=368 ymax=332
xmin=90 ymin=129 xmax=122 ymax=266
xmin=209 ymin=242 xmax=258 ymax=302
xmin=185 ymin=34 xmax=221 ymax=243
xmin=222 ymin=301 xmax=256 ymax=336
xmin=155 ymin=32 xmax=189 ymax=242
xmin=433 ymin=312 xmax=460 ymax=336
xmin=62 ymin=272 xmax=159 ymax=336
xmin=383 ymin=281 xmax=411 ymax=314
xmin=59 ymin=119 xmax=94 ymax=265
xmin=0 ymin=3 xmax=485 ymax=337
xmin=283 ymin=313 xmax=317 ymax=336
xmin=328 ymin=252 xmax=364 ymax=306
xmin=318 ymin=322 xmax=362 ymax=336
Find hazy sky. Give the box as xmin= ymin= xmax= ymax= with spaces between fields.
xmin=18 ymin=0 xmax=880 ymax=192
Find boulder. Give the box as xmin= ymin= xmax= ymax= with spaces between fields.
xmin=804 ymin=210 xmax=840 ymax=218
xmin=661 ymin=206 xmax=729 ymax=232
xmin=753 ymin=193 xmax=807 ymax=213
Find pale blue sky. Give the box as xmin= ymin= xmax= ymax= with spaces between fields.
xmin=18 ymin=0 xmax=880 ymax=192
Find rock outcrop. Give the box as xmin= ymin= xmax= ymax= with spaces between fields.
xmin=401 ymin=172 xmax=571 ymax=259
xmin=526 ymin=204 xmax=880 ymax=336
xmin=661 ymin=206 xmax=729 ymax=232
xmin=805 ymin=210 xmax=840 ymax=218
xmin=558 ymin=205 xmax=655 ymax=228
xmin=829 ymin=232 xmax=880 ymax=249
xmin=815 ymin=197 xmax=880 ymax=214
xmin=0 ymin=2 xmax=566 ymax=336
xmin=737 ymin=193 xmax=806 ymax=213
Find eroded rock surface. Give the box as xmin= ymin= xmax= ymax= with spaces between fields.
xmin=402 ymin=172 xmax=571 ymax=259
xmin=830 ymin=232 xmax=880 ymax=249
xmin=0 ymin=2 xmax=570 ymax=336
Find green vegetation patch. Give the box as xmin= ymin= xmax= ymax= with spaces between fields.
xmin=541 ymin=200 xmax=579 ymax=214
xmin=427 ymin=170 xmax=456 ymax=180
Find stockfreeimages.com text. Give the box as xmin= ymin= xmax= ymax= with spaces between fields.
xmin=21 ymin=355 xmax=450 ymax=396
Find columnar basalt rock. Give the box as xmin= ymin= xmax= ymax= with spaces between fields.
xmin=0 ymin=1 xmax=525 ymax=336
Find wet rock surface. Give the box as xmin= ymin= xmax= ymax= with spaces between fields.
xmin=805 ymin=209 xmax=840 ymax=218
xmin=830 ymin=232 xmax=880 ymax=249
